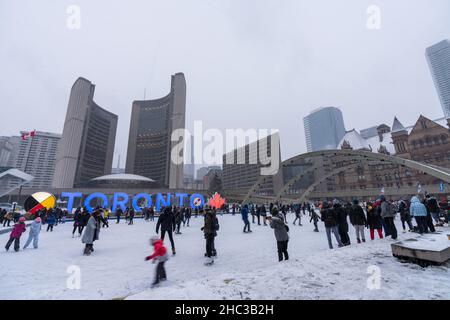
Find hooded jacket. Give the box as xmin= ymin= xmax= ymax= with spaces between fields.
xmin=269 ymin=213 xmax=289 ymax=241
xmin=410 ymin=196 xmax=427 ymax=217
xmin=145 ymin=239 xmax=169 ymax=262
xmin=29 ymin=220 xmax=41 ymax=235
xmin=10 ymin=222 xmax=26 ymax=239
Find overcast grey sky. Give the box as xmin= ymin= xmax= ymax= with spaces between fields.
xmin=1 ymin=0 xmax=449 ymax=166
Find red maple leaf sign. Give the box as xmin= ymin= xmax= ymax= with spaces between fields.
xmin=208 ymin=192 xmax=225 ymax=209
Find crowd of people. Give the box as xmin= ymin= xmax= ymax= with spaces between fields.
xmin=2 ymin=193 xmax=449 ymax=287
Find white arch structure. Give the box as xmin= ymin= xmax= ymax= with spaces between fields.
xmin=242 ymin=149 xmax=450 ymax=204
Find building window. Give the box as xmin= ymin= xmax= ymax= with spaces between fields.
xmin=421 ymin=120 xmax=427 ymax=129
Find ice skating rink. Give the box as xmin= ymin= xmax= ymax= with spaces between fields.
xmin=1 ymin=214 xmax=449 ymax=300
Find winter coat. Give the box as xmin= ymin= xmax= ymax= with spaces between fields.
xmin=410 ymin=196 xmax=428 ymax=217
xmin=241 ymin=207 xmax=249 ymax=221
xmin=10 ymin=222 xmax=26 ymax=239
xmin=269 ymin=214 xmax=289 ymax=241
xmin=426 ymin=197 xmax=440 ymax=213
xmin=366 ymin=207 xmax=382 ymax=229
xmin=174 ymin=211 xmax=183 ymax=223
xmin=81 ymin=215 xmax=100 ymax=244
xmin=380 ymin=201 xmax=395 ymax=218
xmin=320 ymin=208 xmax=338 ymax=228
xmin=203 ymin=210 xmax=218 ymax=237
xmin=73 ymin=211 xmax=82 ymax=226
xmin=46 ymin=214 xmax=56 ymax=225
xmin=81 ymin=213 xmax=90 ymax=226
xmin=350 ymin=204 xmax=367 ymax=226
xmin=145 ymin=239 xmax=169 ymax=262
xmin=334 ymin=204 xmax=349 ymax=232
xmin=156 ymin=210 xmax=175 ymax=233
xmin=29 ymin=220 xmax=41 ymax=235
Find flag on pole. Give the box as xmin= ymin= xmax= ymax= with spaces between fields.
xmin=21 ymin=130 xmax=36 ymax=140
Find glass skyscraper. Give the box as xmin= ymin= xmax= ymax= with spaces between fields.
xmin=303 ymin=107 xmax=346 ymax=152
xmin=426 ymin=39 xmax=450 ymax=119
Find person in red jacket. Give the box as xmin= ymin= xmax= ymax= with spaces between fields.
xmin=145 ymin=236 xmax=169 ymax=287
xmin=5 ymin=217 xmax=27 ymax=252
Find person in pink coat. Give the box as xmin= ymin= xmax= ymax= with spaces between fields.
xmin=5 ymin=217 xmax=27 ymax=252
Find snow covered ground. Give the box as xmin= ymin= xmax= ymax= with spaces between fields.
xmin=1 ymin=213 xmax=449 ymax=300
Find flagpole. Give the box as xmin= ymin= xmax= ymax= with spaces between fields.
xmin=14 ymin=131 xmax=35 ymax=213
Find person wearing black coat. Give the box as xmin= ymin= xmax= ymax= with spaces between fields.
xmin=350 ymin=199 xmax=367 ymax=243
xmin=320 ymin=202 xmax=343 ymax=249
xmin=115 ymin=207 xmax=123 ymax=224
xmin=156 ymin=207 xmax=176 ymax=255
xmin=398 ymin=200 xmax=413 ymax=232
xmin=183 ymin=207 xmax=191 ymax=226
xmin=366 ymin=202 xmax=383 ymax=240
xmin=72 ymin=207 xmax=83 ymax=237
xmin=174 ymin=208 xmax=183 ymax=234
xmin=334 ymin=201 xmax=350 ymax=246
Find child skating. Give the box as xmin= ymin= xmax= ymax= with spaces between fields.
xmin=5 ymin=217 xmax=27 ymax=252
xmin=145 ymin=236 xmax=169 ymax=287
xmin=23 ymin=217 xmax=42 ymax=249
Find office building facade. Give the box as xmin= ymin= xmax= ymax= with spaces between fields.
xmin=53 ymin=77 xmax=118 ymax=188
xmin=303 ymin=107 xmax=346 ymax=152
xmin=125 ymin=73 xmax=186 ymax=189
xmin=11 ymin=131 xmax=61 ymax=188
xmin=426 ymin=40 xmax=450 ymax=118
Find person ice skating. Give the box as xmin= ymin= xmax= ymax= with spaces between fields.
xmin=366 ymin=202 xmax=383 ymax=240
xmin=145 ymin=236 xmax=169 ymax=287
xmin=174 ymin=208 xmax=183 ymax=234
xmin=202 ymin=208 xmax=219 ymax=265
xmin=260 ymin=204 xmax=267 ymax=226
xmin=183 ymin=207 xmax=191 ymax=226
xmin=425 ymin=194 xmax=441 ymax=227
xmin=293 ymin=204 xmax=302 ymax=226
xmin=23 ymin=217 xmax=42 ymax=249
xmin=310 ymin=208 xmax=319 ymax=232
xmin=3 ymin=211 xmax=13 ymax=227
xmin=334 ymin=200 xmax=350 ymax=246
xmin=102 ymin=207 xmax=110 ymax=228
xmin=72 ymin=207 xmax=82 ymax=237
xmin=156 ymin=207 xmax=176 ymax=255
xmin=255 ymin=205 xmax=261 ymax=225
xmin=268 ymin=207 xmax=289 ymax=262
xmin=149 ymin=207 xmax=155 ymax=222
xmin=5 ymin=217 xmax=26 ymax=252
xmin=320 ymin=201 xmax=343 ymax=249
xmin=410 ymin=196 xmax=428 ymax=234
xmin=380 ymin=196 xmax=398 ymax=240
xmin=115 ymin=207 xmax=123 ymax=224
xmin=350 ymin=199 xmax=367 ymax=244
xmin=128 ymin=207 xmax=135 ymax=225
xmin=241 ymin=204 xmax=251 ymax=233
xmin=46 ymin=210 xmax=56 ymax=232
xmin=81 ymin=210 xmax=101 ymax=255
xmin=398 ymin=200 xmax=413 ymax=232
